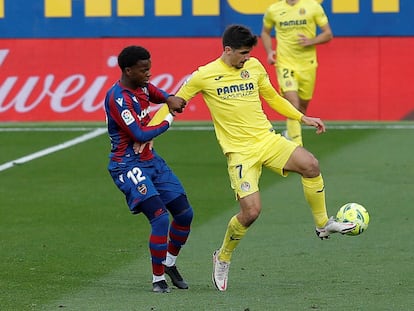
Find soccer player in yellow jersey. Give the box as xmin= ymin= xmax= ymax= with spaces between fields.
xmin=261 ymin=0 xmax=333 ymax=146
xmin=150 ymin=24 xmax=354 ymax=292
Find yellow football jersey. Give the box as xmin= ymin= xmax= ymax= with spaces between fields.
xmin=176 ymin=57 xmax=303 ymax=154
xmin=263 ymin=0 xmax=329 ymax=70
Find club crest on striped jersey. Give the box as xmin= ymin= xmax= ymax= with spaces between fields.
xmin=138 ymin=184 xmax=147 ymax=195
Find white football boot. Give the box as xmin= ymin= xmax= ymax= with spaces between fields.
xmin=212 ymin=249 xmax=230 ymax=291
xmin=315 ymin=217 xmax=356 ymax=239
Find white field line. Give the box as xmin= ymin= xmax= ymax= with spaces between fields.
xmin=0 ymin=128 xmax=107 ymax=172
xmin=0 ymin=127 xmax=104 ymax=132
xmin=0 ymin=122 xmax=413 ymax=172
xmin=1 ymin=123 xmax=414 ymax=133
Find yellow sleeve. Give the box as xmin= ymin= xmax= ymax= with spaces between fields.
xmin=262 ymin=6 xmax=275 ymax=30
xmin=266 ymin=91 xmax=303 ymax=121
xmin=148 ymin=104 xmax=170 ymax=126
xmin=175 ymin=70 xmax=201 ymax=102
xmin=315 ymin=2 xmax=329 ymax=27
xmin=149 ymin=69 xmax=201 ymax=126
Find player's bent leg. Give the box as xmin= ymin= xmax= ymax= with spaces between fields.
xmin=218 ymin=214 xmax=249 ymax=263
xmin=219 ymin=193 xmax=258 ymax=262
xmin=166 ymin=195 xmax=193 ymax=257
xmin=212 ymin=215 xmax=246 ymax=291
xmin=237 ymin=193 xmax=262 ymax=227
xmin=302 ymin=174 xmax=329 ymax=228
xmin=164 ymin=195 xmax=193 ymax=289
xmin=140 ymin=196 xmax=171 ymax=293
xmin=283 ymin=148 xmax=355 ymax=239
xmin=212 ymin=193 xmax=259 ymax=291
xmin=284 ymin=148 xmax=327 ymax=228
xmin=283 ymin=146 xmax=320 ymax=178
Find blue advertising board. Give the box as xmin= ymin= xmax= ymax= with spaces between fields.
xmin=0 ymin=0 xmax=412 ymax=38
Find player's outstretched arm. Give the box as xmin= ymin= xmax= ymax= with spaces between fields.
xmin=148 ymin=104 xmax=170 ymax=126
xmin=133 ymin=104 xmax=171 ymax=154
xmin=136 ymin=98 xmax=185 ymax=154
xmin=133 ymin=104 xmax=173 ymax=154
xmin=147 ymin=95 xmax=186 ymax=127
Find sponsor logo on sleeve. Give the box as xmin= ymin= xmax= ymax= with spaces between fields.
xmin=121 ymin=109 xmax=135 ymax=125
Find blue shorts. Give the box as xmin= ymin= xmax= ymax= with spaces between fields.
xmin=108 ymin=152 xmax=186 ymax=214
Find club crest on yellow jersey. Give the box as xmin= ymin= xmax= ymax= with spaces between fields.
xmin=240 ymin=70 xmax=250 ymax=79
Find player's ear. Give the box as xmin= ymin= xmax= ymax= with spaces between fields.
xmin=224 ymin=46 xmax=233 ymax=54
xmin=124 ymin=66 xmax=132 ymax=75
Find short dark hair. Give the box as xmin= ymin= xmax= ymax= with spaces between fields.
xmin=118 ymin=46 xmax=150 ymax=70
xmin=222 ymin=24 xmax=258 ymax=50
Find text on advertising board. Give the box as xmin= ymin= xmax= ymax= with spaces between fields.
xmin=0 ymin=0 xmax=400 ymax=18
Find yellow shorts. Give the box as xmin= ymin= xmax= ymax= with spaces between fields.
xmin=226 ymin=133 xmax=299 ymax=199
xmin=276 ymin=66 xmax=316 ymax=100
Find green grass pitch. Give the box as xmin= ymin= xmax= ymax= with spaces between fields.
xmin=0 ymin=122 xmax=413 ymax=310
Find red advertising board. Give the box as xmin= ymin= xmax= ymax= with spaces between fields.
xmin=0 ymin=37 xmax=413 ymax=122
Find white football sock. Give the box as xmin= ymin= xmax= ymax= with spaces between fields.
xmin=153 ymin=274 xmax=166 ymax=283
xmin=164 ymin=252 xmax=177 ymax=267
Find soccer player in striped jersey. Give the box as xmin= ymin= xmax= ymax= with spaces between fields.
xmin=151 ymin=24 xmax=354 ymax=291
xmin=261 ymin=0 xmax=333 ymax=146
xmin=104 ymin=46 xmax=193 ymax=293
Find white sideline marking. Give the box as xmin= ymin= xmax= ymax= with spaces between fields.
xmin=0 ymin=123 xmax=413 ymax=133
xmin=0 ymin=128 xmax=107 ymax=172
xmin=0 ymin=127 xmax=101 ymax=132
xmin=0 ymin=122 xmax=412 ymax=172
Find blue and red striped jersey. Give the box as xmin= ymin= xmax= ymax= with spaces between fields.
xmin=104 ymin=81 xmax=170 ymax=162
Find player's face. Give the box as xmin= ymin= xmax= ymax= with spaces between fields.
xmin=125 ymin=59 xmax=152 ymax=87
xmin=227 ymin=46 xmax=252 ymax=69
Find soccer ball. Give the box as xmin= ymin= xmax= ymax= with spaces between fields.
xmin=336 ymin=203 xmax=370 ymax=236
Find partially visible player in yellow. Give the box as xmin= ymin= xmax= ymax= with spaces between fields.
xmin=151 ymin=24 xmax=355 ymax=292
xmin=261 ymin=0 xmax=332 ymax=146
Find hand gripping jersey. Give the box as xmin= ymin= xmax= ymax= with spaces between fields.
xmin=104 ymin=81 xmax=170 ymax=163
